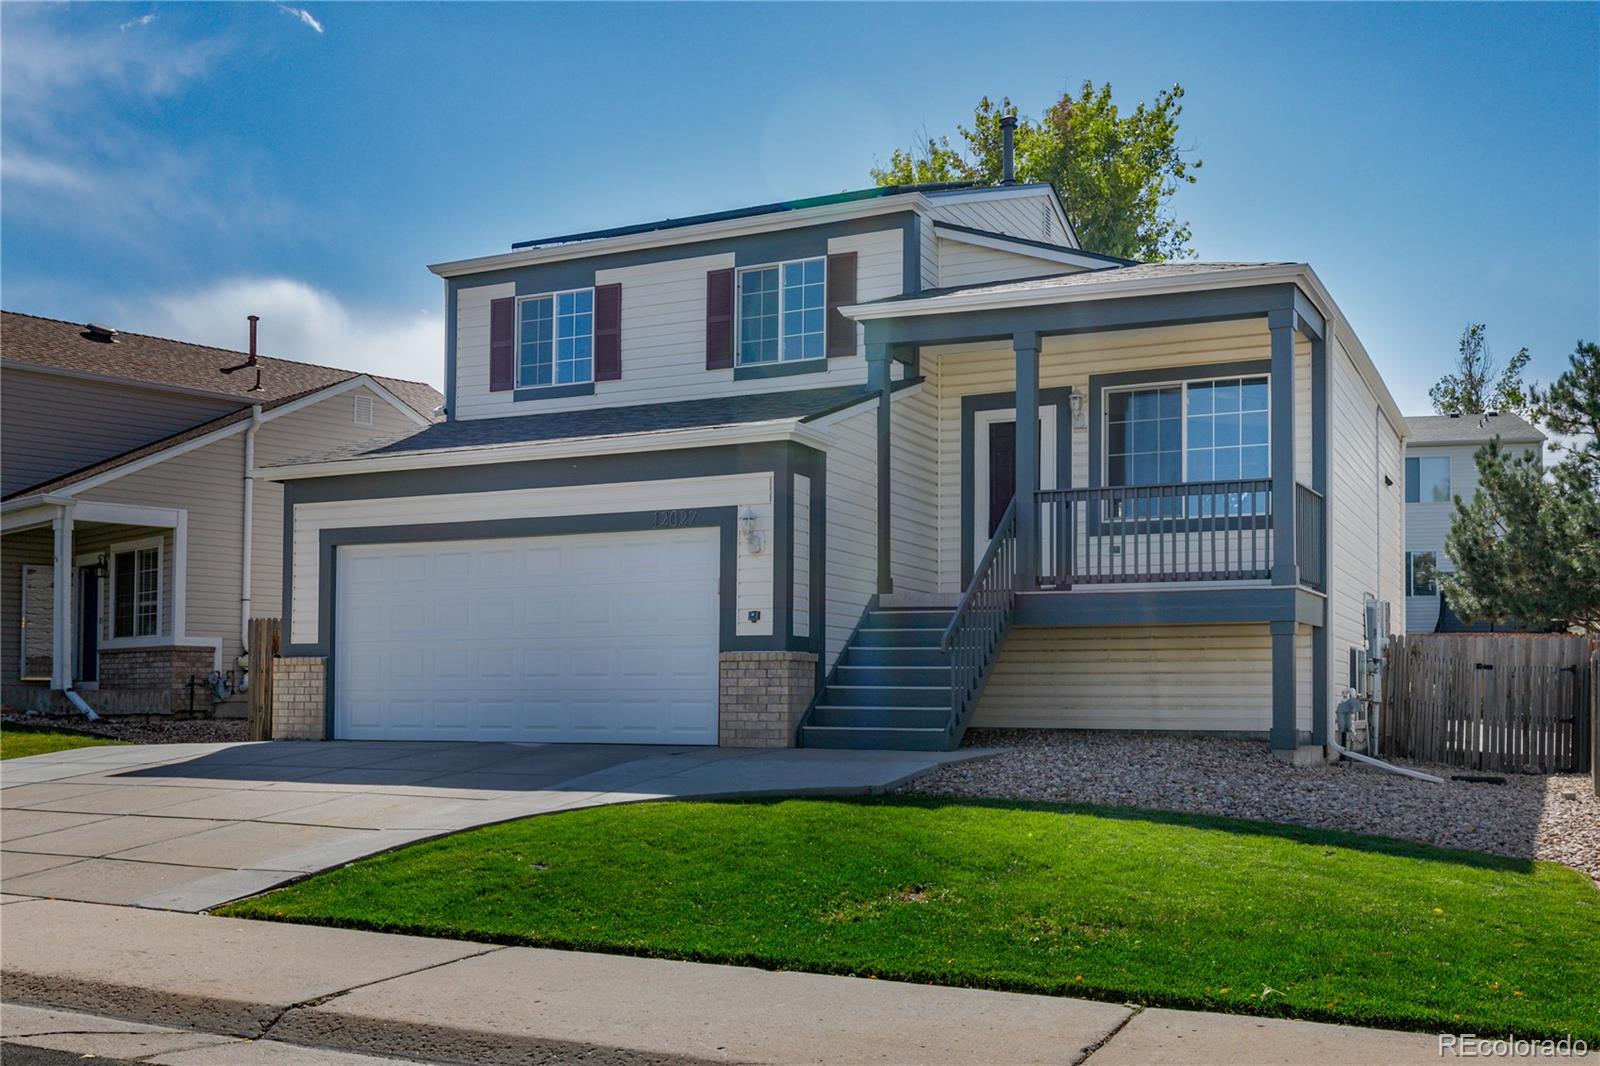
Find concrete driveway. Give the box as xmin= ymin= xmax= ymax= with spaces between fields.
xmin=1 ymin=740 xmax=984 ymax=912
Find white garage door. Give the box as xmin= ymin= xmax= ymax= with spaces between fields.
xmin=334 ymin=528 xmax=720 ymax=743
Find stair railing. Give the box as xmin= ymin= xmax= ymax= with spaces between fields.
xmin=939 ymin=497 xmax=1019 ymax=739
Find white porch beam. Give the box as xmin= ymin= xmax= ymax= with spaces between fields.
xmin=51 ymin=505 xmax=74 ymax=690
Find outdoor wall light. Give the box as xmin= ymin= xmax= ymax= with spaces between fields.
xmin=739 ymin=506 xmax=764 ymax=554
xmin=1068 ymin=392 xmax=1087 ymax=430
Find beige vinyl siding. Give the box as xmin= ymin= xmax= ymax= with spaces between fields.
xmin=890 ymin=384 xmax=939 ymax=594
xmin=936 ymin=240 xmax=1080 ymax=288
xmin=792 ymin=474 xmax=811 ymax=639
xmin=1 ymin=368 xmax=238 ymax=496
xmin=1401 ymin=440 xmax=1538 ymax=632
xmin=924 ymin=320 xmax=1311 ymax=593
xmin=820 ymin=403 xmax=878 ymax=671
xmin=928 ymin=191 xmax=1063 ymax=245
xmin=451 ymin=229 xmax=905 ymax=421
xmin=975 ymin=624 xmax=1276 ymax=732
xmin=250 ymin=386 xmax=427 ymax=624
xmin=1327 ymin=336 xmax=1406 ymax=695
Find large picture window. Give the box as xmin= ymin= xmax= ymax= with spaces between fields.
xmin=738 ymin=257 xmax=825 ymax=365
xmin=112 ymin=541 xmax=161 ymax=639
xmin=518 ymin=288 xmax=593 ymax=389
xmin=1105 ymin=375 xmax=1270 ymax=486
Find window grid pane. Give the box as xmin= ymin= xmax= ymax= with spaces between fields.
xmin=518 ymin=297 xmax=554 ymax=387
xmin=135 ymin=547 xmax=159 ymax=637
xmin=781 ymin=258 xmax=825 ymax=361
xmin=555 ymin=290 xmax=593 ymax=385
xmin=738 ymin=267 xmax=779 ymax=364
xmin=1106 ymin=385 xmax=1182 ymax=488
xmin=1185 ymin=376 xmax=1269 ymax=488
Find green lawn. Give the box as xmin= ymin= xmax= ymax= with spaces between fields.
xmin=0 ymin=725 xmax=125 ymax=760
xmin=220 ymin=798 xmax=1600 ymax=1041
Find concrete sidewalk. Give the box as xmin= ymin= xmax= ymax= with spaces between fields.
xmin=0 ymin=897 xmax=1446 ymax=1065
xmin=1 ymin=740 xmax=984 ymax=911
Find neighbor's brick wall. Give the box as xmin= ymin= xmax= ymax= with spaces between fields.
xmin=718 ymin=651 xmax=817 ymax=747
xmin=97 ymin=645 xmax=217 ymax=714
xmin=272 ymin=656 xmax=327 ymax=740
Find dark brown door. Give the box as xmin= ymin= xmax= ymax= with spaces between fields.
xmin=988 ymin=421 xmax=1016 ymax=536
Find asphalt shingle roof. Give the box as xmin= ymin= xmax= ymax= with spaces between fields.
xmin=1405 ymin=412 xmax=1545 ymax=445
xmin=1 ymin=311 xmax=442 ymax=418
xmin=266 ymin=381 xmax=908 ymax=469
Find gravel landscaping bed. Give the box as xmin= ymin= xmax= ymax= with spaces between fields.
xmin=1 ymin=712 xmax=247 ymax=746
xmin=905 ymin=729 xmax=1600 ymax=882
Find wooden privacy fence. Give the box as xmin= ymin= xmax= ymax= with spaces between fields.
xmin=245 ymin=616 xmax=281 ymax=741
xmin=1382 ymin=633 xmax=1595 ymax=774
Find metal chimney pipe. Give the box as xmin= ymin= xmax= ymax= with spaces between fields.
xmin=247 ymin=315 xmax=259 ymax=367
xmin=999 ymin=115 xmax=1017 ymax=185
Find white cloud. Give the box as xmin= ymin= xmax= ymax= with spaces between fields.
xmin=120 ymin=12 xmax=157 ymax=31
xmin=126 ymin=278 xmax=444 ymax=389
xmin=275 ymin=4 xmax=323 ymax=33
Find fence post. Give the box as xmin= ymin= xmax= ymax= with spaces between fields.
xmin=245 ymin=617 xmax=281 ymax=742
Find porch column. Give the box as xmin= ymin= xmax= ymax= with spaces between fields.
xmin=866 ymin=342 xmax=894 ymax=594
xmin=1268 ymin=309 xmax=1298 ymax=587
xmin=51 ymin=505 xmax=74 ymax=690
xmin=1014 ymin=332 xmax=1040 ymax=588
xmin=1270 ymin=619 xmax=1297 ymax=752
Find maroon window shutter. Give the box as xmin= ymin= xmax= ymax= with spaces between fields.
xmin=489 ymin=297 xmax=515 ymax=392
xmin=705 ymin=268 xmax=735 ymax=369
xmin=594 ymin=283 xmax=622 ymax=381
xmin=825 ymin=251 xmax=858 ymax=358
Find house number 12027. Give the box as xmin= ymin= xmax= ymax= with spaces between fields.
xmin=654 ymin=509 xmax=699 ymax=528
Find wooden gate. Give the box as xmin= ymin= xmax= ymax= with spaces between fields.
xmin=245 ymin=617 xmax=281 ymax=742
xmin=1382 ymin=633 xmax=1594 ymax=774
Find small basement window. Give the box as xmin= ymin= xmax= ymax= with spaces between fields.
xmin=353 ymin=394 xmax=374 ymax=426
xmin=112 ymin=539 xmax=162 ymax=638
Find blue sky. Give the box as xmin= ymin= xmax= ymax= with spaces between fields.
xmin=3 ymin=2 xmax=1596 ymax=409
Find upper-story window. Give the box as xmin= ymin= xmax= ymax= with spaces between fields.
xmin=738 ymin=257 xmax=825 ymax=365
xmin=1405 ymin=456 xmax=1451 ymax=503
xmin=1105 ymin=376 xmax=1270 ymax=487
xmin=518 ymin=288 xmax=593 ymax=388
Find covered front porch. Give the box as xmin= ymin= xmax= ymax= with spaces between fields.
xmin=1 ymin=498 xmax=220 ymax=715
xmin=848 ymin=270 xmax=1333 ymax=754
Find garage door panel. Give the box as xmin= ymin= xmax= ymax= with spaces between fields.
xmin=335 ymin=529 xmax=720 ymax=744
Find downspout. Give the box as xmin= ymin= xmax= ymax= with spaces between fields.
xmin=239 ymin=403 xmax=263 ymax=679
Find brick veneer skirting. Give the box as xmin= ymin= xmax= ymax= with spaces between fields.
xmin=272 ymin=657 xmax=327 ymax=740
xmin=97 ymin=646 xmax=218 ymax=715
xmin=718 ymin=651 xmax=818 ymax=748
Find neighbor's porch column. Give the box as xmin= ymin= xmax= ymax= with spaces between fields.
xmin=50 ymin=504 xmax=74 ymax=690
xmin=1014 ymin=332 xmax=1041 ymax=588
xmin=1268 ymin=309 xmax=1298 ymax=587
xmin=866 ymin=341 xmax=894 ymax=594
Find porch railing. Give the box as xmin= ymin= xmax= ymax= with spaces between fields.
xmin=940 ymin=497 xmax=1019 ymax=737
xmin=1295 ymin=482 xmax=1325 ymax=590
xmin=1036 ymin=478 xmax=1274 ymax=588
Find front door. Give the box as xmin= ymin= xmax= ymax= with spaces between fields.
xmin=77 ymin=565 xmax=99 ymax=683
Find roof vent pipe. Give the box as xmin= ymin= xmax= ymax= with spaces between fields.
xmin=999 ymin=115 xmax=1017 ymax=185
xmin=247 ymin=314 xmax=260 ymax=366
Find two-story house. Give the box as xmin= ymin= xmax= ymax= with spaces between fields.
xmin=1 ymin=312 xmax=441 ymax=716
xmin=1402 ymin=412 xmax=1545 ymax=633
xmin=261 ymin=154 xmax=1407 ymax=761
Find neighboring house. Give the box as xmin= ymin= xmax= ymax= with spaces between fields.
xmin=1402 ymin=412 xmax=1545 ymax=633
xmin=260 ymin=166 xmax=1406 ymax=759
xmin=1 ymin=312 xmax=442 ymax=715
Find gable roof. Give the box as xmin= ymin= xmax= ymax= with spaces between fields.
xmin=1 ymin=311 xmax=442 ymax=418
xmin=1405 ymin=412 xmax=1545 ymax=446
xmin=261 ymin=380 xmax=919 ymax=473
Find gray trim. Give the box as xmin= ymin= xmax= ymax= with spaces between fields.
xmin=513 ymin=381 xmax=595 ymax=402
xmin=903 ymin=215 xmax=922 ymax=296
xmin=732 ymin=359 xmax=828 ymax=382
xmin=932 ymin=220 xmax=1135 ymax=266
xmin=1268 ymin=311 xmax=1298 ymax=587
xmin=1086 ymin=359 xmax=1273 ymax=489
xmin=862 ymin=283 xmax=1311 ymax=349
xmin=311 ymin=509 xmax=738 ymax=739
xmin=959 ymin=386 xmax=1075 ymax=584
xmin=866 ymin=343 xmax=895 ymax=593
xmin=443 ymin=281 xmax=457 ymax=421
xmin=1013 ymin=586 xmax=1324 ymax=627
xmin=1269 ymin=618 xmax=1297 ymax=751
xmin=280 ymin=442 xmax=824 ymax=659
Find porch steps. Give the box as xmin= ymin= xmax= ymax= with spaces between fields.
xmin=799 ymin=604 xmax=959 ymax=751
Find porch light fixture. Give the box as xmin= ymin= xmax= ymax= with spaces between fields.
xmin=739 ymin=507 xmax=764 ymax=554
xmin=1069 ymin=392 xmax=1087 ymax=430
